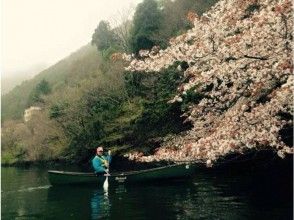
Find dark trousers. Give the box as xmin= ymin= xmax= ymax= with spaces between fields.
xmin=95 ymin=171 xmax=107 ymax=176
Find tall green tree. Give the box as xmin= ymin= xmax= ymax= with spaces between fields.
xmin=91 ymin=20 xmax=117 ymax=52
xmin=129 ymin=0 xmax=162 ymax=54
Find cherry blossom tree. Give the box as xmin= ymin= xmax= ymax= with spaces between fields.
xmin=123 ymin=0 xmax=293 ymax=166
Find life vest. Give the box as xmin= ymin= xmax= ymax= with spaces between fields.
xmin=97 ymin=155 xmax=109 ymax=168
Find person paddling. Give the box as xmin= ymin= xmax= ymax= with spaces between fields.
xmin=92 ymin=146 xmax=112 ymax=175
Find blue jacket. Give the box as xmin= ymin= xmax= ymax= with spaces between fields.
xmin=92 ymin=155 xmax=112 ymax=173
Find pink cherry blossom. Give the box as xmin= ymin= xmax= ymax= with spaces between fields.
xmin=124 ymin=0 xmax=293 ymax=166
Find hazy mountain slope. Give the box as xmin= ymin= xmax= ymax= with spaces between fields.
xmin=2 ymin=44 xmax=100 ymax=121
xmin=2 ymin=64 xmax=47 ymax=95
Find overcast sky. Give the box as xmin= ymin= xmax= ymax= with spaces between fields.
xmin=1 ymin=0 xmax=141 ymax=75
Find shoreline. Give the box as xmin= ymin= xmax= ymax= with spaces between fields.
xmin=2 ymin=150 xmax=292 ymax=174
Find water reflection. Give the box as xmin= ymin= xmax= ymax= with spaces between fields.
xmin=47 ymin=172 xmax=292 ymax=220
xmin=90 ymin=190 xmax=110 ymax=219
xmin=173 ymin=170 xmax=293 ymax=220
xmin=114 ymin=185 xmax=127 ymax=194
xmin=171 ymin=174 xmax=248 ymax=220
xmin=90 ymin=185 xmax=130 ymax=219
xmin=2 ymin=166 xmax=292 ymax=220
xmin=1 ymin=167 xmax=49 ymax=220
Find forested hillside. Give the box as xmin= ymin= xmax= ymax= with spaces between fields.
xmin=2 ymin=0 xmax=218 ymax=165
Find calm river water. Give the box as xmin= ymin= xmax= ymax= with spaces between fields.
xmin=1 ymin=165 xmax=293 ymax=220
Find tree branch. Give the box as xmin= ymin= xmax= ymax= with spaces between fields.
xmin=281 ymin=13 xmax=288 ymax=39
xmin=244 ymin=55 xmax=268 ymax=60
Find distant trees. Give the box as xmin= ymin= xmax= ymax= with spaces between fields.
xmin=129 ymin=0 xmax=162 ymax=54
xmin=1 ymin=121 xmax=28 ymax=164
xmin=128 ymin=0 xmax=218 ymax=53
xmin=27 ymin=79 xmax=51 ymax=106
xmin=91 ymin=21 xmax=119 ymax=57
xmin=110 ymin=7 xmax=135 ymax=52
xmin=91 ymin=0 xmax=218 ymax=55
xmin=154 ymin=0 xmax=218 ymax=48
xmin=1 ymin=111 xmax=67 ymax=164
xmin=36 ymin=79 xmax=51 ymax=94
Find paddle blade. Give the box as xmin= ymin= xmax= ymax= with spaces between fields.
xmin=103 ymin=176 xmax=109 ymax=190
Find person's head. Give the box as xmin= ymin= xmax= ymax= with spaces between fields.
xmin=96 ymin=146 xmax=104 ymax=155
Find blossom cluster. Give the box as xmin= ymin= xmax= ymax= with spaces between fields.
xmin=124 ymin=0 xmax=293 ymax=166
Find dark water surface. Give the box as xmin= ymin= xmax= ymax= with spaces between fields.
xmin=2 ymin=165 xmax=293 ymax=220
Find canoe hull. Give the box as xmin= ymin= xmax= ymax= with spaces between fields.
xmin=48 ymin=163 xmax=195 ymax=186
xmin=48 ymin=171 xmax=104 ymax=185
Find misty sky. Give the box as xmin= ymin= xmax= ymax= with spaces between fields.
xmin=1 ymin=0 xmax=141 ymax=75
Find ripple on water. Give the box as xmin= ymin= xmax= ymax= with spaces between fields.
xmin=2 ymin=185 xmax=51 ymax=194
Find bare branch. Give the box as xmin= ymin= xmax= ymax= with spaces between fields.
xmin=244 ymin=55 xmax=268 ymax=60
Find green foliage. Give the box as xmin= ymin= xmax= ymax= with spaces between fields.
xmin=47 ymin=64 xmax=129 ymax=162
xmin=101 ymin=46 xmax=119 ymax=60
xmin=61 ymin=100 xmax=119 ymax=162
xmin=36 ymin=79 xmax=51 ymax=94
xmin=90 ymin=0 xmax=218 ymax=54
xmin=125 ymin=64 xmax=191 ymax=144
xmin=1 ymin=82 xmax=33 ymax=120
xmin=155 ymin=0 xmax=218 ymax=48
xmin=47 ymin=62 xmax=191 ymax=163
xmin=129 ymin=0 xmax=162 ymax=54
xmin=1 ymin=144 xmax=27 ymax=165
xmin=124 ymin=72 xmax=152 ymax=97
xmin=181 ymin=86 xmax=205 ymax=111
xmin=91 ymin=21 xmax=118 ymax=52
xmin=49 ymin=102 xmax=68 ymax=119
xmin=27 ymin=79 xmax=51 ymax=106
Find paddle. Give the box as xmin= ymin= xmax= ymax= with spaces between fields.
xmin=103 ymin=150 xmax=111 ymax=190
xmin=103 ymin=172 xmax=109 ymax=190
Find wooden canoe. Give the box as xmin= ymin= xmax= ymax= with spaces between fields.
xmin=48 ymin=163 xmax=195 ymax=185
